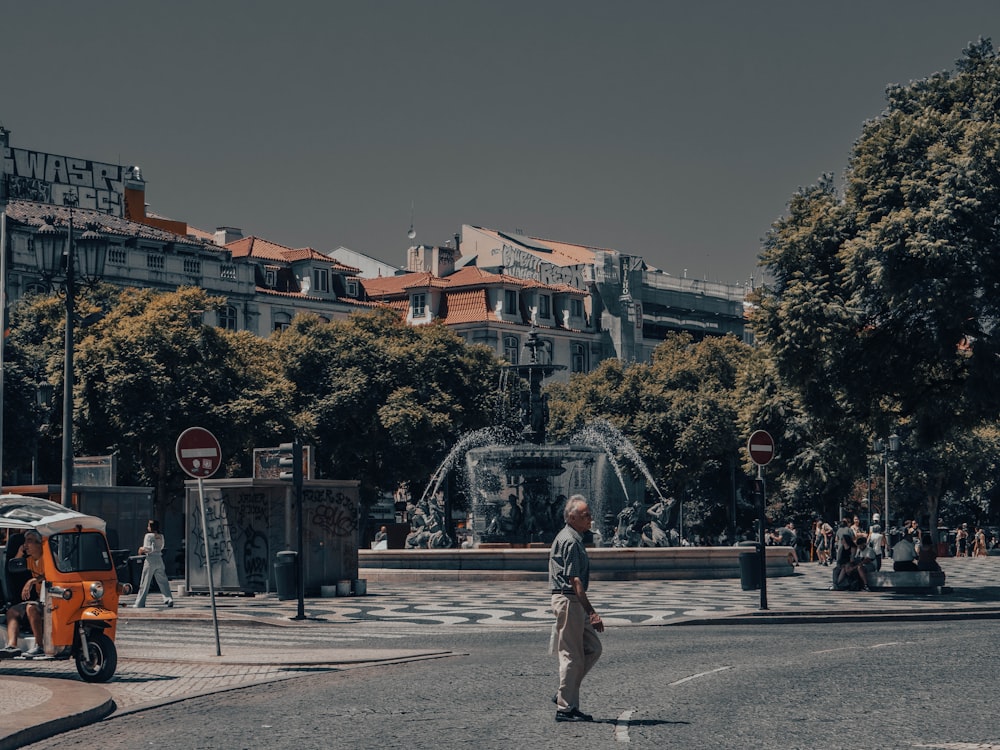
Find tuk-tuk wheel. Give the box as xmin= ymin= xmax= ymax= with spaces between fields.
xmin=75 ymin=632 xmax=117 ymax=683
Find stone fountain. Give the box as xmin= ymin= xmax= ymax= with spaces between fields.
xmin=416 ymin=328 xmax=659 ymax=547
xmin=362 ymin=328 xmax=795 ymax=579
xmin=465 ymin=330 xmax=614 ymax=546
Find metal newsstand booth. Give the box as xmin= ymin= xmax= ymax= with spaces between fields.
xmin=183 ymin=478 xmax=361 ymax=596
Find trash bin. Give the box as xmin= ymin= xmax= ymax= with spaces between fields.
xmin=739 ymin=551 xmax=761 ymax=591
xmin=274 ymin=550 xmax=297 ymax=601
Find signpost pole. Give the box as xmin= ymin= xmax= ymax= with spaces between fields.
xmin=196 ymin=475 xmax=222 ymax=656
xmin=176 ymin=427 xmax=224 ymax=657
xmin=747 ymin=429 xmax=775 ymax=611
xmin=756 ymin=465 xmax=768 ymax=611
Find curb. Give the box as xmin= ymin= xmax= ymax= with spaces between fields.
xmin=0 ymin=678 xmax=114 ymax=750
xmin=674 ymin=606 xmax=1000 ymax=627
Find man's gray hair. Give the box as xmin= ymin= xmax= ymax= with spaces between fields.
xmin=563 ymin=494 xmax=589 ymax=522
xmin=23 ymin=529 xmax=42 ymax=543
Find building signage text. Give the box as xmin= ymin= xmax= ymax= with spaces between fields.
xmin=485 ymin=243 xmax=585 ymax=288
xmin=2 ymin=146 xmax=125 ymax=216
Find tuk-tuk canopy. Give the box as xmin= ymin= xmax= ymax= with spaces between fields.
xmin=0 ymin=494 xmax=107 ymax=536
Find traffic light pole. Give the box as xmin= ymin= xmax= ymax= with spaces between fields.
xmin=293 ymin=441 xmax=305 ymax=620
xmin=279 ymin=440 xmax=306 ymax=621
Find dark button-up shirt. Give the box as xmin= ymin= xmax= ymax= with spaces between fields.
xmin=549 ymin=524 xmax=589 ymax=593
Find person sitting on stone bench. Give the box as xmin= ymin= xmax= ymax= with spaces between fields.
xmin=891 ymin=531 xmax=919 ymax=571
xmin=855 ymin=534 xmax=878 ymax=580
xmin=832 ymin=535 xmax=871 ymax=591
xmin=917 ymin=533 xmax=942 ymax=572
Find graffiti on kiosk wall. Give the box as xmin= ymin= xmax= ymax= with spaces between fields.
xmin=488 ymin=244 xmax=585 ymax=288
xmin=188 ymin=494 xmax=236 ymax=569
xmin=2 ymin=147 xmax=125 ymax=216
xmin=308 ymin=488 xmax=359 ymax=538
xmin=231 ymin=491 xmax=271 ymax=591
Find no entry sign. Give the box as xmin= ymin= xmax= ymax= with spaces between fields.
xmin=175 ymin=427 xmax=222 ymax=478
xmin=747 ymin=430 xmax=775 ymax=466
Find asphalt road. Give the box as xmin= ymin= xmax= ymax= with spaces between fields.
xmin=22 ymin=618 xmax=999 ymax=750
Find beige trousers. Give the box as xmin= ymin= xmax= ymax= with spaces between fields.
xmin=551 ymin=593 xmax=602 ymax=712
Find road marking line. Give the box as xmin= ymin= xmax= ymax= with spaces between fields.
xmin=814 ymin=641 xmax=913 ymax=654
xmin=615 ymin=709 xmax=634 ymax=743
xmin=669 ymin=665 xmax=732 ymax=685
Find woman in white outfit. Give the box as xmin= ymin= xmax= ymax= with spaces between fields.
xmin=132 ymin=519 xmax=173 ymax=608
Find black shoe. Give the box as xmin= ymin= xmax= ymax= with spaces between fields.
xmin=556 ymin=708 xmax=593 ymax=722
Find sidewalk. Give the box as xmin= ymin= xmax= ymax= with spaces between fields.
xmin=3 ymin=556 xmax=998 ymax=748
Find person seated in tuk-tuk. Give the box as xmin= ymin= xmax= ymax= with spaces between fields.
xmin=2 ymin=530 xmax=45 ymax=658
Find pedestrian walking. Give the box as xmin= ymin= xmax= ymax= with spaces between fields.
xmin=549 ymin=494 xmax=603 ymax=722
xmin=132 ymin=519 xmax=174 ymax=608
xmin=973 ymin=526 xmax=988 ymax=557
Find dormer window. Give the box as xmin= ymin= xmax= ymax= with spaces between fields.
xmin=313 ymin=268 xmax=329 ymax=293
xmin=570 ymin=298 xmax=583 ymax=318
xmin=347 ymin=279 xmax=359 ymax=297
xmin=504 ymin=289 xmax=518 ymax=315
xmin=412 ymin=293 xmax=427 ymax=317
xmin=265 ymin=268 xmax=277 ymax=287
xmin=538 ymin=294 xmax=550 ymax=319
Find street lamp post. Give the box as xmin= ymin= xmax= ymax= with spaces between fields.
xmin=874 ymin=433 xmax=900 ymax=537
xmin=34 ymin=194 xmax=107 ymax=506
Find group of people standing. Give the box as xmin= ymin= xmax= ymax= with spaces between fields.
xmin=954 ymin=523 xmax=990 ymax=557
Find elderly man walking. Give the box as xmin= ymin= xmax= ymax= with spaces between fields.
xmin=549 ymin=494 xmax=604 ymax=722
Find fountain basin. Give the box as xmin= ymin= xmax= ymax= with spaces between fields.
xmin=360 ymin=546 xmax=796 ymax=583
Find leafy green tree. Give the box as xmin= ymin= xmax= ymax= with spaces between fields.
xmin=548 ymin=333 xmax=753 ymax=536
xmin=755 ymin=40 xmax=1000 ymax=533
xmin=72 ymin=286 xmax=293 ymax=510
xmin=3 ymin=286 xmax=115 ymax=485
xmin=841 ymin=40 xmax=1000 ymax=443
xmin=272 ymin=308 xmax=500 ymax=511
xmin=883 ymin=424 xmax=1000 ymax=536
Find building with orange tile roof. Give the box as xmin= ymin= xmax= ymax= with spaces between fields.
xmin=457 ymin=225 xmax=748 ymax=364
xmin=1 ymin=128 xmax=746 ymax=381
xmin=358 ymin=223 xmax=746 ymax=380
xmin=362 ymin=247 xmax=596 ymax=380
xmin=0 ymin=128 xmax=371 ymax=336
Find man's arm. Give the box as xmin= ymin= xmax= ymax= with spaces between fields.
xmin=569 ymin=576 xmax=604 ymax=633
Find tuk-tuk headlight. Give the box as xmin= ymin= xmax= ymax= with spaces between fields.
xmin=89 ymin=581 xmax=104 ymax=600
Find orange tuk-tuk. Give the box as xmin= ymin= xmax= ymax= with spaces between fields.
xmin=0 ymin=494 xmax=131 ymax=682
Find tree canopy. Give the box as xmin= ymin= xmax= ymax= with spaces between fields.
xmin=754 ymin=39 xmax=1000 ymax=531
xmin=547 ymin=333 xmax=755 ymax=534
xmin=4 ymin=291 xmax=501 ymax=520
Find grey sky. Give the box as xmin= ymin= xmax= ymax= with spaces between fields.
xmin=3 ymin=1 xmax=999 ymax=283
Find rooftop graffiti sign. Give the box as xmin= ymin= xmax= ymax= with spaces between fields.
xmin=2 ymin=146 xmax=126 ymax=216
